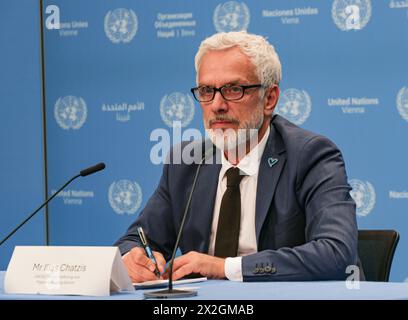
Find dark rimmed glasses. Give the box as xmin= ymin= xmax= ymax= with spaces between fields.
xmin=190 ymin=84 xmax=265 ymax=102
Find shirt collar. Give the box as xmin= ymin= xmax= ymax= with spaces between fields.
xmin=220 ymin=126 xmax=270 ymax=178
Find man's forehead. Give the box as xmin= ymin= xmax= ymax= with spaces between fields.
xmin=198 ymin=77 xmax=251 ymax=86
xmin=197 ymin=47 xmax=258 ymax=82
xmin=197 ymin=66 xmax=259 ymax=86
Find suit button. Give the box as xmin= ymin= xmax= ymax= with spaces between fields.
xmin=264 ymin=266 xmax=272 ymax=273
xmin=253 ymin=268 xmax=259 ymax=274
xmin=270 ymin=267 xmax=277 ymax=274
xmin=258 ymin=267 xmax=265 ymax=274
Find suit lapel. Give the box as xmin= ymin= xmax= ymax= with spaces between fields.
xmin=255 ymin=123 xmax=286 ymax=243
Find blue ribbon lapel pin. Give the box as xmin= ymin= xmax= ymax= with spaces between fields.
xmin=268 ymin=157 xmax=278 ymax=167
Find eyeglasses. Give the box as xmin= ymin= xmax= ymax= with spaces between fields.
xmin=190 ymin=84 xmax=265 ymax=102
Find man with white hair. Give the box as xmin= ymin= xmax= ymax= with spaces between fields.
xmin=115 ymin=31 xmax=359 ymax=283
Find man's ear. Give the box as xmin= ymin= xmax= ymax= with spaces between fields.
xmin=264 ymin=85 xmax=279 ymax=117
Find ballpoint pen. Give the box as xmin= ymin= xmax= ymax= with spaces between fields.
xmin=137 ymin=226 xmax=161 ymax=278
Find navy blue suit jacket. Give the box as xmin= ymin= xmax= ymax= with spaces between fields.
xmin=115 ymin=115 xmax=358 ymax=281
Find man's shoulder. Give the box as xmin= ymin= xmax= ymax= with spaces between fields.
xmin=273 ymin=114 xmax=319 ymax=141
xmin=272 ymin=114 xmax=339 ymax=152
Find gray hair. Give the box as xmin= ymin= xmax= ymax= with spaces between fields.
xmin=195 ymin=31 xmax=282 ymax=87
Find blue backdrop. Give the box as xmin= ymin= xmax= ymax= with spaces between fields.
xmin=0 ymin=1 xmax=45 ymax=269
xmin=1 ymin=0 xmax=408 ymax=282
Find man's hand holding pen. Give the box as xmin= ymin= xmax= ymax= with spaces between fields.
xmin=122 ymin=247 xmax=166 ymax=283
xmin=122 ymin=227 xmax=226 ymax=283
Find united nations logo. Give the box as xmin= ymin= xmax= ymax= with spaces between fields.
xmin=332 ymin=0 xmax=372 ymax=31
xmin=396 ymin=86 xmax=408 ymax=123
xmin=160 ymin=92 xmax=195 ymax=128
xmin=108 ymin=180 xmax=142 ymax=215
xmin=213 ymin=1 xmax=250 ymax=32
xmin=104 ymin=8 xmax=138 ymax=44
xmin=349 ymin=179 xmax=376 ymax=217
xmin=54 ymin=95 xmax=87 ymax=130
xmin=275 ymin=88 xmax=312 ymax=125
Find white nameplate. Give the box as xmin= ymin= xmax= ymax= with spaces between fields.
xmin=4 ymin=246 xmax=135 ymax=296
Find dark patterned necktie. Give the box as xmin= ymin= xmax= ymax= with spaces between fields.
xmin=214 ymin=167 xmax=245 ymax=258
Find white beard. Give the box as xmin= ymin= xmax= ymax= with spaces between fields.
xmin=205 ymin=104 xmax=264 ymax=161
xmin=205 ymin=127 xmax=257 ymax=151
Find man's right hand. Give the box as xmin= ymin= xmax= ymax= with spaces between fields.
xmin=122 ymin=247 xmax=166 ymax=283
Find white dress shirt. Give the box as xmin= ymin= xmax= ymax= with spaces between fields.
xmin=208 ymin=127 xmax=270 ymax=281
